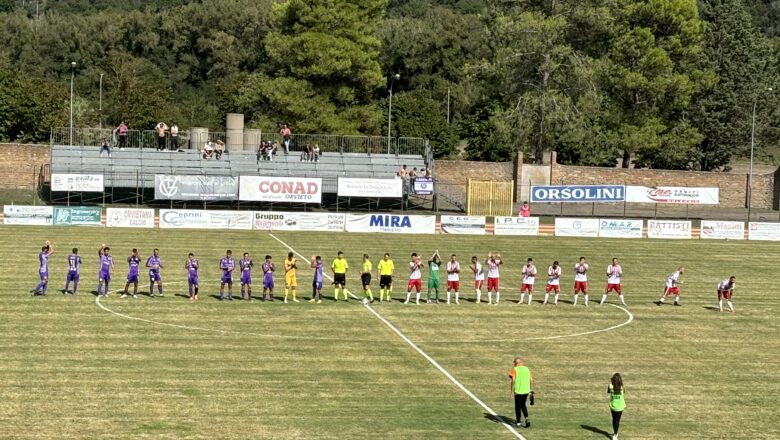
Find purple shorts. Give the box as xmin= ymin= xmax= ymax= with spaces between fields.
xmin=188 ymin=275 xmax=199 ymax=286
xmin=263 ymin=276 xmax=274 ymax=289
xmin=221 ymin=273 xmax=233 ymax=284
xmin=148 ymin=271 xmax=161 ymax=282
xmin=66 ymin=271 xmax=79 ymax=282
xmin=100 ymin=271 xmax=111 ymax=282
xmin=127 ymin=273 xmax=139 ymax=283
xmin=241 ymin=273 xmax=251 ymax=285
xmin=39 ymin=271 xmax=48 ymax=281
xmin=312 ymin=280 xmax=323 ymax=290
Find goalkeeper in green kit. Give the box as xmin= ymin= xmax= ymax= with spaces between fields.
xmin=427 ymin=250 xmax=442 ymax=303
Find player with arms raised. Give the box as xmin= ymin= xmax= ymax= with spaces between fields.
xmin=471 ymin=256 xmax=484 ymax=303
xmin=146 ymin=248 xmax=164 ymax=297
xmin=658 ymin=266 xmax=684 ymax=306
xmin=404 ymin=253 xmax=423 ymax=305
xmin=32 ymin=240 xmax=54 ymax=296
xmin=485 ymin=252 xmax=502 ymax=305
xmin=543 ymin=260 xmax=561 ymax=305
xmin=446 ymin=254 xmax=460 ymax=304
xmin=717 ymin=276 xmax=736 ymax=313
xmin=573 ymin=256 xmax=589 ymax=306
xmin=600 ymin=258 xmax=626 ymax=306
xmin=520 ymin=257 xmax=537 ymax=305
xmin=185 ymin=253 xmax=199 ymax=301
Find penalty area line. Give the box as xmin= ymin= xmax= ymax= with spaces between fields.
xmin=268 ymin=233 xmax=526 ymax=440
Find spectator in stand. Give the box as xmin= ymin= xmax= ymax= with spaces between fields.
xmin=279 ymin=124 xmax=292 ymax=154
xmin=116 ymin=121 xmax=128 ymax=150
xmin=301 ymin=144 xmax=311 ymax=162
xmin=520 ymin=201 xmax=531 ymax=217
xmin=311 ymin=144 xmax=320 ymax=162
xmin=170 ymin=123 xmax=179 ymax=151
xmin=409 ymin=167 xmax=418 ymax=186
xmin=202 ymin=141 xmax=214 ymax=159
xmin=99 ymin=139 xmax=111 ymax=158
xmin=155 ymin=122 xmax=168 ymax=151
xmin=214 ymin=140 xmax=225 ymax=160
xmin=397 ymin=165 xmax=407 ymax=178
xmin=424 ymin=165 xmax=432 ymax=177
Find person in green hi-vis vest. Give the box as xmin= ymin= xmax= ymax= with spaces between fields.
xmin=427 ymin=250 xmax=442 ymax=303
xmin=507 ymin=357 xmax=534 ymax=428
xmin=608 ymin=373 xmax=626 ymax=440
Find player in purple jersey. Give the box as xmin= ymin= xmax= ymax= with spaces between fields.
xmin=146 ymin=248 xmax=164 ymax=297
xmin=63 ymin=247 xmax=81 ymax=295
xmin=239 ymin=252 xmax=254 ymax=300
xmin=32 ymin=240 xmax=54 ymax=296
xmin=309 ymin=255 xmax=324 ymax=303
xmin=97 ymin=245 xmax=114 ymax=297
xmin=185 ymin=253 xmax=199 ymax=301
xmin=261 ymin=255 xmax=275 ymax=301
xmin=122 ymin=249 xmax=141 ymax=298
xmin=219 ymin=250 xmax=235 ymax=301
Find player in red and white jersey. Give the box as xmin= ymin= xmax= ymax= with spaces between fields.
xmin=717 ymin=276 xmax=736 ymax=313
xmin=658 ymin=266 xmax=684 ymax=306
xmin=573 ymin=256 xmax=589 ymax=306
xmin=519 ymin=258 xmax=537 ymax=305
xmin=446 ymin=254 xmax=460 ymax=304
xmin=543 ymin=261 xmax=561 ymax=305
xmin=485 ymin=253 xmax=502 ymax=305
xmin=471 ymin=256 xmax=485 ymax=303
xmin=600 ymin=258 xmax=626 ymax=306
xmin=404 ymin=253 xmax=423 ymax=305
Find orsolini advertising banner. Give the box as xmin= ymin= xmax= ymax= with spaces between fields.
xmin=647 ymin=220 xmax=692 ymax=239
xmin=253 ymin=212 xmax=346 ymax=232
xmin=3 ymin=205 xmax=53 ymax=225
xmin=748 ymin=222 xmax=780 ymax=241
xmin=598 ymin=219 xmax=643 ymax=238
xmin=530 ymin=185 xmax=625 ymax=203
xmin=239 ymin=176 xmax=322 ymax=204
xmin=106 ymin=208 xmax=155 ymax=228
xmin=51 ymin=174 xmax=105 ymax=192
xmin=345 ymin=214 xmax=436 ymax=234
xmin=155 ymin=175 xmax=237 ymax=201
xmin=159 ymin=209 xmax=252 ymax=230
xmin=337 ymin=178 xmax=403 ymax=198
xmin=53 ymin=207 xmax=101 ymax=226
xmin=626 ymin=186 xmax=719 ymax=204
xmin=554 ymin=218 xmax=599 ymax=237
xmin=700 ymin=221 xmax=745 ymax=240
xmin=440 ymin=215 xmax=486 ymax=235
xmin=493 ymin=217 xmax=540 ymax=236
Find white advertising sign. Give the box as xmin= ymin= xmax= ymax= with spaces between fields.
xmin=253 ymin=212 xmax=345 ymax=232
xmin=106 ymin=208 xmax=155 ymax=228
xmin=345 ymin=214 xmax=436 ymax=234
xmin=493 ymin=217 xmax=540 ymax=236
xmin=440 ymin=215 xmax=486 ymax=235
xmin=598 ymin=219 xmax=643 ymax=238
xmin=3 ymin=205 xmax=53 ymax=225
xmin=554 ymin=218 xmax=599 ymax=237
xmin=748 ymin=222 xmax=780 ymax=241
xmin=337 ymin=178 xmax=403 ymax=198
xmin=700 ymin=221 xmax=745 ymax=240
xmin=647 ymin=220 xmax=692 ymax=239
xmin=626 ymin=186 xmax=719 ymax=204
xmin=239 ymin=176 xmax=322 ymax=204
xmin=51 ymin=173 xmax=105 ymax=192
xmin=159 ymin=209 xmax=252 ymax=230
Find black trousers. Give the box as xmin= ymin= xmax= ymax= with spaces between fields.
xmin=514 ymin=393 xmax=529 ymax=422
xmin=611 ymin=409 xmax=622 ymax=434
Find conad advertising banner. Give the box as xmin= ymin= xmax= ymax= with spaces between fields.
xmin=155 ymin=175 xmax=238 ymax=201
xmin=626 ymin=186 xmax=719 ymax=204
xmin=647 ymin=220 xmax=692 ymax=239
xmin=345 ymin=214 xmax=436 ymax=234
xmin=53 ymin=207 xmax=101 ymax=226
xmin=253 ymin=212 xmax=346 ymax=232
xmin=51 ymin=173 xmax=105 ymax=192
xmin=598 ymin=219 xmax=643 ymax=238
xmin=748 ymin=222 xmax=780 ymax=241
xmin=493 ymin=217 xmax=540 ymax=236
xmin=530 ymin=185 xmax=625 ymax=203
xmin=159 ymin=209 xmax=252 ymax=230
xmin=239 ymin=176 xmax=322 ymax=204
xmin=554 ymin=218 xmax=599 ymax=237
xmin=700 ymin=221 xmax=745 ymax=240
xmin=440 ymin=215 xmax=486 ymax=235
xmin=106 ymin=208 xmax=155 ymax=228
xmin=3 ymin=205 xmax=53 ymax=225
xmin=337 ymin=178 xmax=403 ymax=198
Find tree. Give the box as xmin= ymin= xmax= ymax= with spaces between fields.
xmin=0 ymin=67 xmax=67 ymax=142
xmin=390 ymin=89 xmax=457 ymax=158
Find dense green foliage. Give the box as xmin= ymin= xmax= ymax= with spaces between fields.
xmin=0 ymin=0 xmax=777 ymax=167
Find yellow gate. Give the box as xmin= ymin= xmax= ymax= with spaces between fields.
xmin=466 ymin=179 xmax=514 ymax=216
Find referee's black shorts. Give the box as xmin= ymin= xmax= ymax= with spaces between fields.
xmin=379 ymin=275 xmax=393 ymax=288
xmin=333 ymin=273 xmax=346 ymax=286
xmin=361 ymin=273 xmax=371 ymax=287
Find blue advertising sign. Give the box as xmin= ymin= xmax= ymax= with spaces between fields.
xmin=530 ymin=185 xmax=625 ymax=203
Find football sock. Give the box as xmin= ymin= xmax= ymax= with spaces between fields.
xmin=619 ymin=295 xmax=626 ymax=305
xmin=415 ymin=292 xmax=421 ymax=303
xmin=284 ymin=288 xmax=289 ymax=300
xmin=573 ymin=294 xmax=578 ymax=305
xmin=496 ymin=292 xmax=500 ymax=304
xmin=334 ymin=288 xmax=340 ymax=300
xmin=446 ymin=292 xmax=451 ymax=303
xmin=543 ymin=293 xmax=549 ymax=304
xmin=584 ymin=294 xmax=589 ymax=305
xmin=600 ymin=294 xmax=607 ymax=305
xmin=476 ymin=289 xmax=481 ymax=303
xmin=554 ymin=293 xmax=559 ymax=304
xmin=674 ymin=296 xmax=679 ymax=304
xmin=405 ymin=292 xmax=411 ymax=303
xmin=520 ymin=293 xmax=525 ymax=303
xmin=487 ymin=292 xmax=492 ymax=303
xmin=527 ymin=294 xmax=533 ymax=305
xmin=455 ymin=292 xmax=459 ymax=302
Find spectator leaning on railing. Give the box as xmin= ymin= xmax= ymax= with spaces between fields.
xmin=155 ymin=122 xmax=168 ymax=151
xmin=116 ymin=121 xmax=128 ymax=149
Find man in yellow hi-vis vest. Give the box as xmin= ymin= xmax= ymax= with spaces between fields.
xmin=507 ymin=357 xmax=534 ymax=428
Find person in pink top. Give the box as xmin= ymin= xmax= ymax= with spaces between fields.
xmin=279 ymin=124 xmax=292 ymax=154
xmin=116 ymin=121 xmax=128 ymax=149
xmin=519 ymin=201 xmax=531 ymax=217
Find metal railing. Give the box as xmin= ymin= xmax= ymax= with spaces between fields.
xmin=50 ymin=128 xmax=225 ymax=151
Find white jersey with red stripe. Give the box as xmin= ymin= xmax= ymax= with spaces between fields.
xmin=547 ymin=265 xmax=561 ymax=286
xmin=409 ymin=261 xmax=422 ymax=280
xmin=522 ymin=264 xmax=537 ymax=284
xmin=666 ymin=271 xmax=681 ymax=288
xmin=446 ymin=261 xmax=460 ymax=282
xmin=487 ymin=259 xmax=501 ymax=279
xmin=473 ymin=262 xmax=484 ymax=281
xmin=607 ymin=264 xmax=622 ymax=284
xmin=574 ymin=263 xmax=588 ymax=282
xmin=718 ymin=278 xmax=734 ymax=291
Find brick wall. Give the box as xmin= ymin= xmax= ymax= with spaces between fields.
xmin=0 ymin=144 xmax=50 ymax=188
xmin=434 ymin=160 xmax=514 ymax=208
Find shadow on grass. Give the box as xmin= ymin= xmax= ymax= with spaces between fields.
xmin=581 ymin=424 xmax=612 ymax=438
xmin=702 ymin=306 xmax=720 ymax=311
xmin=483 ymin=412 xmax=515 ymax=426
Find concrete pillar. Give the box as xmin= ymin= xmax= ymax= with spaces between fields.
xmin=189 ymin=127 xmax=209 ymax=151
xmin=244 ymin=129 xmax=262 ymax=152
xmin=513 ymin=152 xmax=523 ymax=203
xmin=226 ymin=113 xmax=244 ymax=151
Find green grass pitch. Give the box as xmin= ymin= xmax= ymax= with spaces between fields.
xmin=1 ymin=225 xmax=778 ymax=439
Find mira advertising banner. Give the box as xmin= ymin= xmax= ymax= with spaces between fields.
xmin=554 ymin=218 xmax=599 ymax=237
xmin=53 ymin=207 xmax=101 ymax=226
xmin=598 ymin=219 xmax=643 ymax=238
xmin=748 ymin=222 xmax=780 ymax=241
xmin=337 ymin=178 xmax=403 ymax=198
xmin=647 ymin=220 xmax=692 ymax=239
xmin=700 ymin=221 xmax=745 ymax=240
xmin=159 ymin=209 xmax=252 ymax=229
xmin=155 ymin=175 xmax=237 ymax=201
xmin=106 ymin=208 xmax=155 ymax=228
xmin=493 ymin=217 xmax=540 ymax=236
xmin=626 ymin=186 xmax=719 ymax=204
xmin=51 ymin=174 xmax=105 ymax=192
xmin=530 ymin=185 xmax=625 ymax=203
xmin=345 ymin=214 xmax=436 ymax=234
xmin=3 ymin=205 xmax=53 ymax=225
xmin=239 ymin=176 xmax=322 ymax=203
xmin=252 ymin=212 xmax=346 ymax=232
xmin=440 ymin=215 xmax=486 ymax=235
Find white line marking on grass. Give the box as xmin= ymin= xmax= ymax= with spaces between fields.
xmin=528 ymin=303 xmax=633 ymax=340
xmin=269 ymin=233 xmax=526 ymax=440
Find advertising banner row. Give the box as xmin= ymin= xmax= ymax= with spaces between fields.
xmin=530 ymin=185 xmax=720 ymax=204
